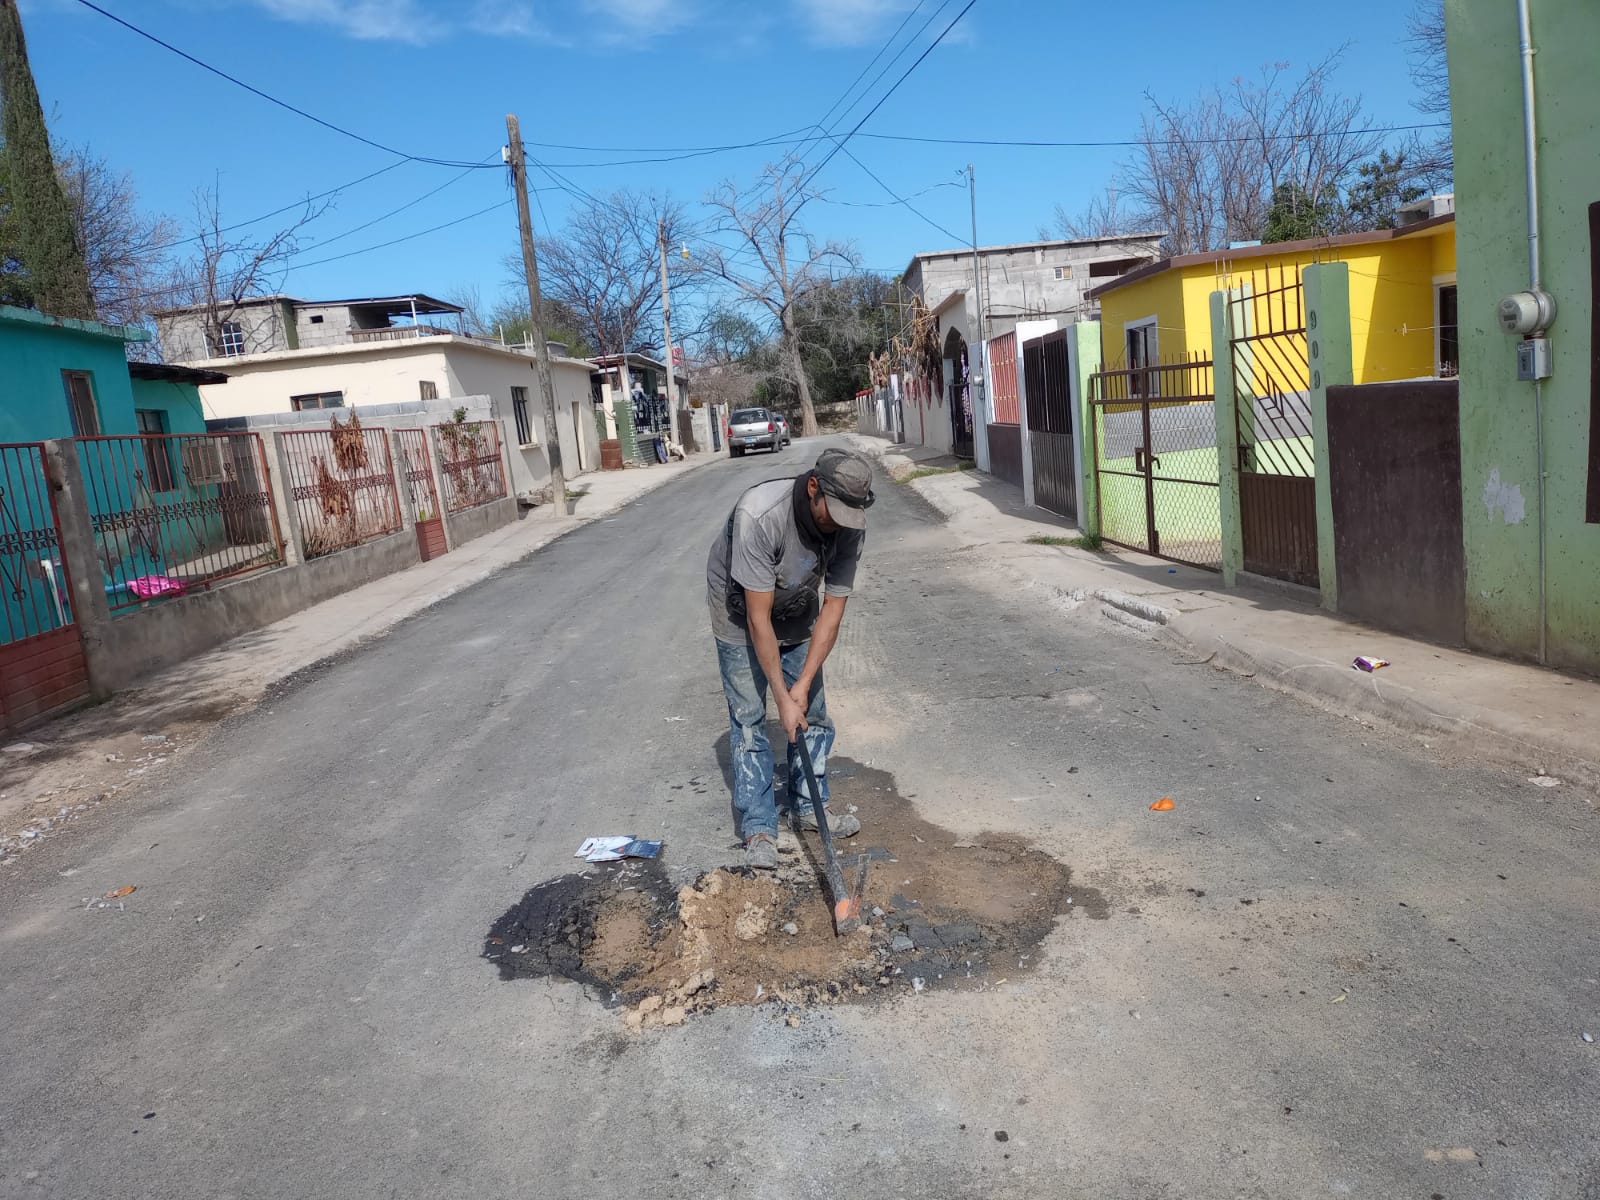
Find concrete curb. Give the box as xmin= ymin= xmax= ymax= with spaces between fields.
xmin=1162 ymin=618 xmax=1600 ymax=790
xmin=1096 ymin=590 xmax=1174 ymax=626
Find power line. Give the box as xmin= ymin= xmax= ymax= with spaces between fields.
xmin=284 ymin=201 xmax=514 ymax=273
xmin=856 ymin=121 xmax=1452 ymax=148
xmin=499 ymin=119 xmax=1453 ymax=167
xmin=149 ymin=162 xmax=411 ymax=254
xmin=793 ymin=0 xmax=933 ymax=169
xmin=825 ymin=139 xmax=965 ymax=242
xmin=821 ymin=179 xmax=965 ymax=207
xmin=73 ymin=0 xmax=498 ymax=170
xmin=292 ymin=155 xmax=499 ymax=257
xmin=794 ymin=0 xmax=978 ymax=195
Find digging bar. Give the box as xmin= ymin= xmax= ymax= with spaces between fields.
xmin=790 ymin=735 xmax=867 ymax=935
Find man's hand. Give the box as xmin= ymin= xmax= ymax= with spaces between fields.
xmin=778 ymin=691 xmax=808 ymax=742
xmin=787 ymin=678 xmax=810 ymax=713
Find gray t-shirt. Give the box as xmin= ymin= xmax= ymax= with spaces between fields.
xmin=706 ymin=477 xmax=864 ymax=645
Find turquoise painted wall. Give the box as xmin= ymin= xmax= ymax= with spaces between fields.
xmin=1447 ymin=0 xmax=1600 ymax=671
xmin=0 ymin=307 xmax=144 ymax=443
xmin=129 ymin=377 xmax=208 ymax=435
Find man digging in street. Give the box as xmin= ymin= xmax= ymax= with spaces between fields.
xmin=707 ymin=447 xmax=875 ymax=870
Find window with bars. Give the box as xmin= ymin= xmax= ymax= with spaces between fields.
xmin=62 ymin=370 xmax=100 ymax=436
xmin=1436 ymin=283 xmax=1459 ymax=378
xmin=419 ymin=380 xmax=438 ymax=401
xmin=512 ymin=386 xmax=532 ymax=444
xmin=135 ymin=409 xmax=177 ymax=491
xmin=290 ymin=391 xmax=345 ymax=411
xmin=218 ymin=320 xmax=246 ymax=357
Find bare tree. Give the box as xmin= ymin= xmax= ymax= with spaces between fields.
xmin=162 ymin=183 xmax=327 ymax=359
xmin=57 ymin=146 xmax=178 ymax=330
xmin=445 ymin=281 xmax=490 ymax=335
xmin=503 ymin=189 xmax=683 ymax=364
xmin=700 ymin=163 xmax=856 ymax=436
xmin=1115 ymin=54 xmax=1383 ymax=254
xmin=1405 ymin=0 xmax=1452 ymax=180
xmin=1040 ymin=189 xmax=1134 ymax=241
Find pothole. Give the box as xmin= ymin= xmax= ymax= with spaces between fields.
xmin=484 ymin=759 xmax=1106 ymax=1028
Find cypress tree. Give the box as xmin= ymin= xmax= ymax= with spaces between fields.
xmin=0 ymin=0 xmax=94 ymax=318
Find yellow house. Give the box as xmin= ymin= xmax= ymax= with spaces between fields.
xmin=1087 ymin=213 xmax=1457 ymax=386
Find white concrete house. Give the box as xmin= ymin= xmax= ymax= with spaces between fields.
xmin=175 ymin=332 xmax=600 ymax=502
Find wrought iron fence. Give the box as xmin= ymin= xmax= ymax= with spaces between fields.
xmin=1 ymin=442 xmax=73 ymax=645
xmin=75 ymin=433 xmax=284 ymax=611
xmin=280 ymin=423 xmax=403 ymax=559
xmin=432 ymin=420 xmax=506 ymax=513
xmin=394 ymin=428 xmax=441 ymax=522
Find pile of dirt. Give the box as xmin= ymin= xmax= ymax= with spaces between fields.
xmin=485 ymin=760 xmax=1106 ymax=1027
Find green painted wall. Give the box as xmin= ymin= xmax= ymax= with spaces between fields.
xmin=1447 ymin=0 xmax=1600 ymax=671
xmin=0 ymin=306 xmax=143 ymax=442
xmin=129 ymin=377 xmax=208 ymax=435
xmin=1071 ymin=321 xmax=1101 ymax=536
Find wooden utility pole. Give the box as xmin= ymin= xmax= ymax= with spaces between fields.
xmin=504 ymin=113 xmax=564 ymax=503
xmin=656 ymin=218 xmax=680 ymax=447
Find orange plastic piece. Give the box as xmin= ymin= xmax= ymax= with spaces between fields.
xmin=105 ymin=885 xmax=136 ymax=899
xmin=1149 ymin=797 xmax=1175 ymax=811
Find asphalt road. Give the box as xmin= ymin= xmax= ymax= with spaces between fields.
xmin=2 ymin=437 xmax=1597 ymax=1200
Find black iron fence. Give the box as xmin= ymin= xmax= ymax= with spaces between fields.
xmin=75 ymin=433 xmax=283 ymax=611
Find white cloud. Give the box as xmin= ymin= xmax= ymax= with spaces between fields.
xmin=251 ymin=0 xmax=446 ymax=45
xmin=238 ymin=0 xmax=689 ymax=44
xmin=792 ymin=0 xmax=914 ymax=48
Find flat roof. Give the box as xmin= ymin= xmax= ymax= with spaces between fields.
xmin=174 ymin=333 xmax=596 ymax=373
xmin=905 ymin=232 xmax=1165 ymax=279
xmin=151 ymin=293 xmax=460 ymax=317
xmin=0 ymin=303 xmax=151 ymax=342
xmin=1086 ymin=213 xmax=1456 ymax=301
xmin=129 ymin=361 xmax=229 ymax=385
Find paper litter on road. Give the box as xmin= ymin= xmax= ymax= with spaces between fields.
xmin=575 ymin=836 xmax=664 ymax=863
xmin=1352 ymin=656 xmax=1390 ymax=672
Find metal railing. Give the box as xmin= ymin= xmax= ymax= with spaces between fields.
xmin=1 ymin=442 xmax=73 ymax=644
xmin=431 ymin=421 xmax=506 ymax=513
xmin=1091 ymin=354 xmax=1214 ymax=403
xmin=279 ymin=424 xmax=403 ymax=559
xmin=75 ymin=433 xmax=284 ymax=611
xmin=394 ymin=428 xmax=441 ymax=522
xmin=348 ymin=325 xmax=454 ymax=344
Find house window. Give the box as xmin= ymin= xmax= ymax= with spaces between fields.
xmin=62 ymin=370 xmax=100 ymax=436
xmin=419 ymin=380 xmax=439 ymax=401
xmin=290 ymin=391 xmax=345 ymax=411
xmin=1125 ymin=318 xmax=1159 ymax=397
xmin=218 ymin=320 xmax=246 ymax=357
xmin=309 ymin=315 xmax=325 ymax=324
xmin=1436 ymin=282 xmax=1459 ymax=378
xmin=1053 ymin=266 xmax=1071 ymax=280
xmin=135 ymin=409 xmax=177 ymax=491
xmin=511 ymin=386 xmax=532 ymax=444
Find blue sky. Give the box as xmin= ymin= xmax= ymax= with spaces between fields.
xmin=21 ymin=0 xmax=1435 ymax=326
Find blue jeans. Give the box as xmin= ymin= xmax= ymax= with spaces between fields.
xmin=715 ymin=638 xmax=834 ymax=841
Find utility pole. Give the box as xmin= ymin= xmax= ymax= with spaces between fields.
xmin=504 ymin=113 xmax=563 ymax=503
xmin=657 ymin=217 xmax=679 ymax=448
xmin=966 ymin=163 xmax=987 ymax=434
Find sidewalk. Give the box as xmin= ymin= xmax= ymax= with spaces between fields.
xmin=0 ymin=454 xmax=717 ymax=859
xmin=849 ymin=433 xmax=1600 ymax=792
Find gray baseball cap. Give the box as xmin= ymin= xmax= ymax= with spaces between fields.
xmin=813 ymin=448 xmax=875 ymax=529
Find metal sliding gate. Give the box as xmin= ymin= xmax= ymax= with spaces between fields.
xmin=1 ymin=442 xmax=89 ymax=730
xmin=1021 ymin=329 xmax=1077 ymax=521
xmin=1089 ymin=356 xmax=1219 ymax=569
xmin=1228 ymin=267 xmax=1318 ymax=587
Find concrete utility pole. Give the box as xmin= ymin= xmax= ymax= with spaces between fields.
xmin=504 ymin=113 xmax=564 ymax=503
xmin=657 ymin=217 xmax=679 ymax=445
xmin=967 ymin=163 xmax=987 ymax=428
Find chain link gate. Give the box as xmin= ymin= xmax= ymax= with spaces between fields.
xmin=1089 ymin=355 xmax=1220 ymax=570
xmin=1228 ymin=266 xmax=1318 ymax=587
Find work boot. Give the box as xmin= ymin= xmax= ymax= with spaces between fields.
xmin=744 ymin=832 xmax=779 ymax=871
xmin=791 ymin=805 xmax=861 ymax=838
